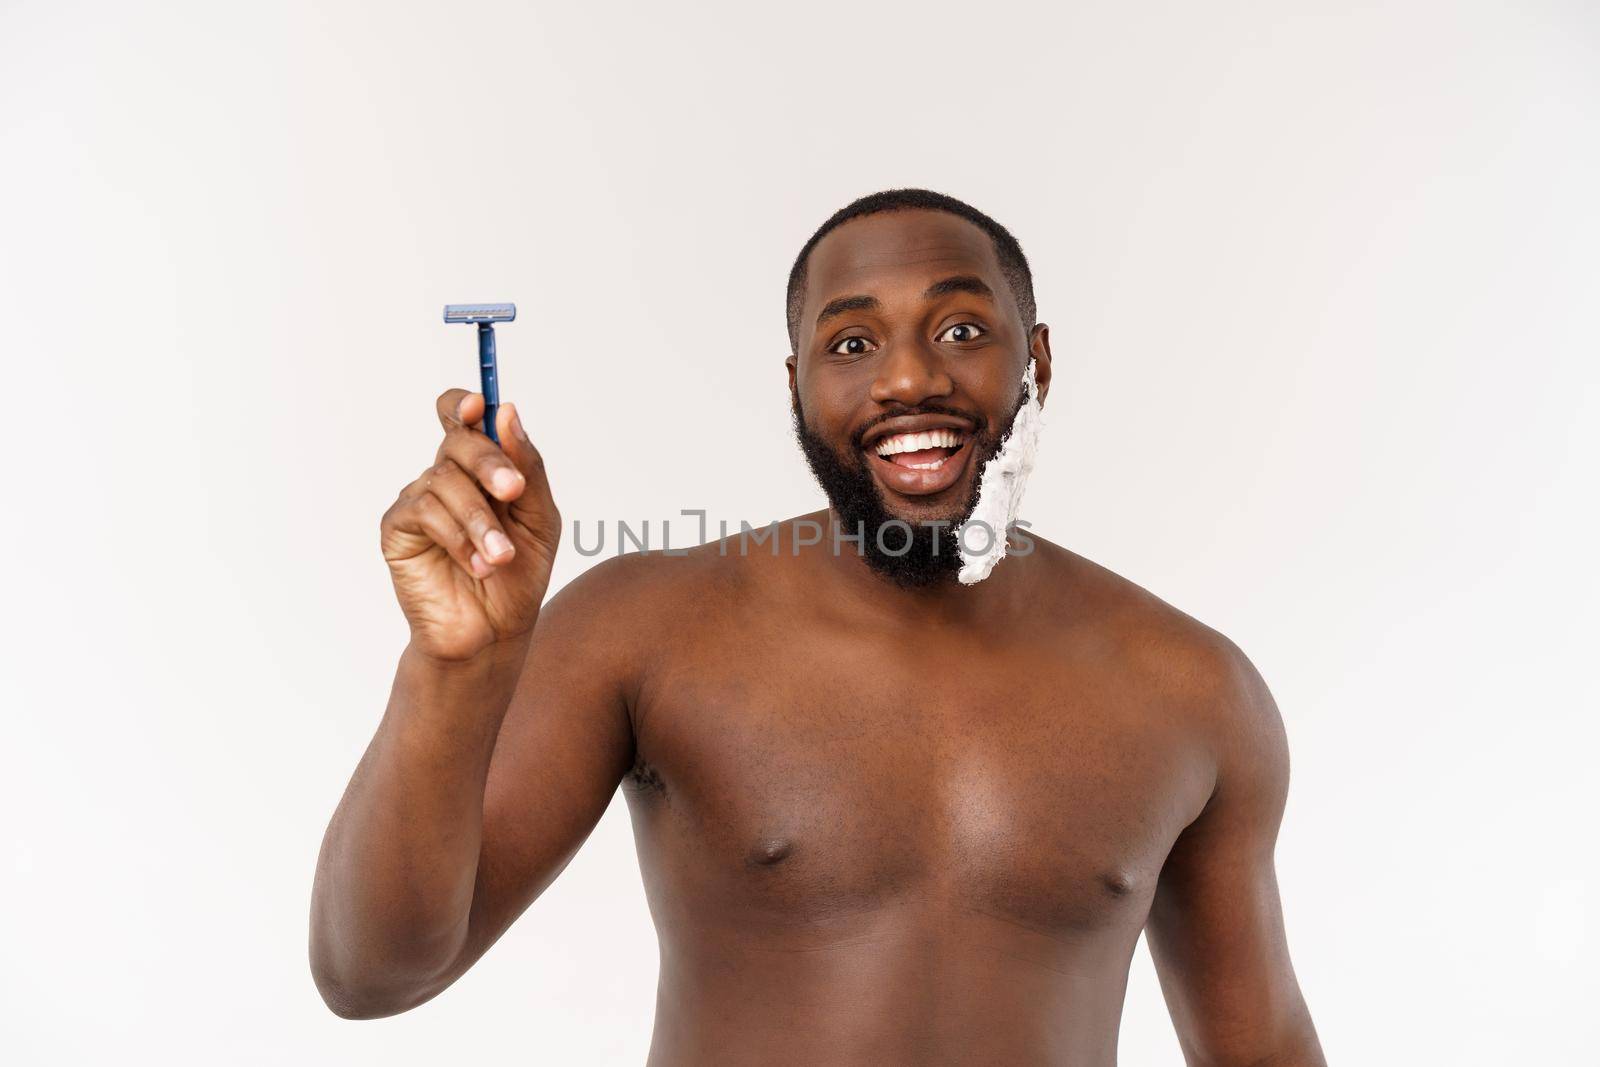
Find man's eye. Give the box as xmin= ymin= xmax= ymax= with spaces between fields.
xmin=830 ymin=336 xmax=877 ymax=356
xmin=936 ymin=323 xmax=986 ymax=344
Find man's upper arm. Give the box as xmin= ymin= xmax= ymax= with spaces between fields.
xmin=1145 ymin=634 xmax=1326 ymax=1066
xmin=445 ymin=555 xmax=652 ymax=976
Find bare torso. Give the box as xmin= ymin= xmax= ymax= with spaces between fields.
xmin=615 ymin=518 xmax=1220 ymax=1065
xmin=317 ymin=222 xmax=1323 ymax=1060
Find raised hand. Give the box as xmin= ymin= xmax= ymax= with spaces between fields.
xmin=379 ymin=390 xmax=561 ymax=661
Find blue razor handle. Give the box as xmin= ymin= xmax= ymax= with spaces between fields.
xmin=477 ymin=324 xmax=500 ymax=444
xmin=443 ymin=303 xmax=517 ymax=446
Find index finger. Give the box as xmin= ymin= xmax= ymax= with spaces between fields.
xmin=436 ymin=388 xmax=481 ymax=431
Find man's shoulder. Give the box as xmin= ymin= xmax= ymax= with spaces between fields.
xmin=1025 ymin=537 xmax=1275 ymax=727
xmin=539 ymin=530 xmax=768 ymax=636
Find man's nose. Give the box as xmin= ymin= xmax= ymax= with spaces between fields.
xmin=869 ymin=338 xmax=954 ymax=408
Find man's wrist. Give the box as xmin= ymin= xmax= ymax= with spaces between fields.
xmin=405 ymin=629 xmax=532 ymax=676
xmin=393 ymin=633 xmax=533 ymax=738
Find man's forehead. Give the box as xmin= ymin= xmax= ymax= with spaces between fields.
xmin=804 ymin=210 xmax=1007 ymax=304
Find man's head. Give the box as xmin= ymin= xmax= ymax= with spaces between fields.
xmin=786 ymin=189 xmax=1052 ymax=588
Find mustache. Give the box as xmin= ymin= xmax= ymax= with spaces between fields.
xmin=848 ymin=402 xmax=991 ymax=452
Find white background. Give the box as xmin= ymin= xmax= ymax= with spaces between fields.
xmin=3 ymin=1 xmax=1596 ymax=1063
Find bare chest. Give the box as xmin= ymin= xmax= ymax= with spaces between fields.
xmin=624 ymin=629 xmax=1213 ymax=939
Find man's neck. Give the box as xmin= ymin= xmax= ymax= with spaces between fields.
xmin=793 ymin=508 xmax=1024 ymax=628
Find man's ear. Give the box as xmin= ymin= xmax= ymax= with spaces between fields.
xmin=786 ymin=353 xmax=798 ymax=397
xmin=1028 ymin=324 xmax=1053 ymax=407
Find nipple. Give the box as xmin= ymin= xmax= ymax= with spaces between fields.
xmin=750 ymin=838 xmax=794 ymax=866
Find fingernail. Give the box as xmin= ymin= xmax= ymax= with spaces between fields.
xmin=485 ymin=530 xmax=513 ymax=558
xmin=470 ymin=550 xmax=489 ymax=576
xmin=511 ymin=407 xmax=529 ymax=442
xmin=492 ymin=468 xmax=522 ymax=497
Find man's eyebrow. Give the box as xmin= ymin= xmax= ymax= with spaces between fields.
xmin=815 ymin=294 xmax=880 ymax=329
xmin=923 ymin=275 xmax=996 ymax=301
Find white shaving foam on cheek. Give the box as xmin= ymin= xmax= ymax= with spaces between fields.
xmin=957 ymin=358 xmax=1043 ymax=585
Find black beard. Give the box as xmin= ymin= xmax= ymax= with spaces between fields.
xmin=791 ymin=393 xmax=1009 ymax=589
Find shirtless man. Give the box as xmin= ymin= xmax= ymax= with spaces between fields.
xmin=310 ymin=189 xmax=1327 ymax=1065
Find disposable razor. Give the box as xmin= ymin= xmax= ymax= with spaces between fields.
xmin=443 ymin=303 xmax=517 ymax=444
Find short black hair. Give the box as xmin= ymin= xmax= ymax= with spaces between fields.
xmin=786 ymin=188 xmax=1036 ymax=352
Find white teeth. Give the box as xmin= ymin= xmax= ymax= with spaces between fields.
xmin=872 ymin=428 xmax=965 ymax=457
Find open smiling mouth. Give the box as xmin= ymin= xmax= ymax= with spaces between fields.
xmin=864 ymin=428 xmax=975 ymax=497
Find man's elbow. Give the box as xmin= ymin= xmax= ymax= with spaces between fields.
xmin=314 ymin=977 xmax=397 ymax=1021
xmin=308 ymin=934 xmax=459 ymax=1020
xmin=311 ymin=961 xmax=449 ymax=1020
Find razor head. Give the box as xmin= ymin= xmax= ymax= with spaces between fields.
xmin=443 ymin=303 xmax=516 ymax=324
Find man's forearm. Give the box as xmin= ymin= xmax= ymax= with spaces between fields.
xmin=309 ymin=636 xmax=530 ymax=1017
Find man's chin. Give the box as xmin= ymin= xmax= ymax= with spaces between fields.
xmin=793 ymin=406 xmax=985 ymax=585
xmin=868 ymin=498 xmax=974 ymax=533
